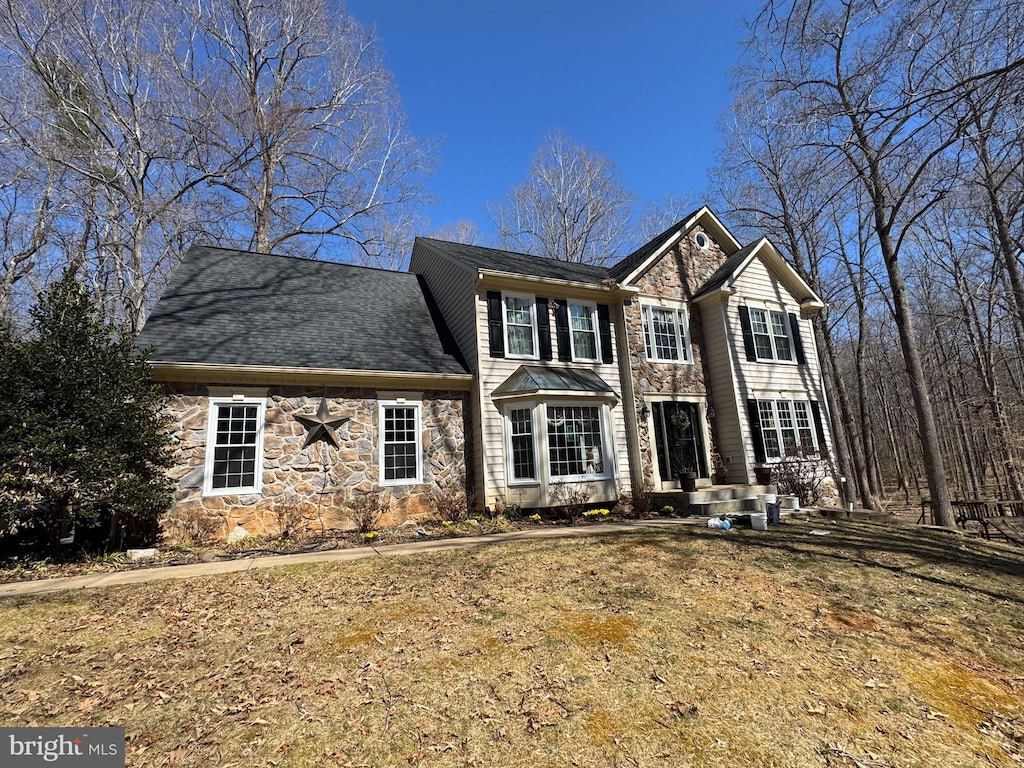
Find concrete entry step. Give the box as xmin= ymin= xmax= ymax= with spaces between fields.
xmin=688 ymin=497 xmax=765 ymax=516
xmin=653 ymin=485 xmax=778 ymax=516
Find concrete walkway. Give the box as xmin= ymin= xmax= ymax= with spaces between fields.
xmin=0 ymin=519 xmax=700 ymax=599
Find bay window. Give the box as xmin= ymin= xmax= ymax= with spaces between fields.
xmin=503 ymin=401 xmax=611 ymax=484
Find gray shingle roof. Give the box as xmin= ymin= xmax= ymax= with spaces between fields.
xmin=414 ymin=238 xmax=610 ymax=284
xmin=690 ymin=241 xmax=759 ymax=300
xmin=136 ymin=246 xmax=469 ymax=376
xmin=606 ymin=209 xmax=702 ymax=283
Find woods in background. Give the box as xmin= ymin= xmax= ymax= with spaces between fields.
xmin=0 ymin=0 xmax=433 ymax=331
xmin=717 ymin=0 xmax=1024 ymax=524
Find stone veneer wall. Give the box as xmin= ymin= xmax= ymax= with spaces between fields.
xmin=162 ymin=384 xmax=467 ymax=541
xmin=624 ymin=226 xmax=729 ymax=485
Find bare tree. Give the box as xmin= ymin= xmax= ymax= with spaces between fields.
xmin=733 ymin=0 xmax=1024 ymax=526
xmin=489 ymin=130 xmax=634 ymax=265
xmin=428 ymin=220 xmax=486 ymax=246
xmin=0 ymin=0 xmax=235 ymax=332
xmin=636 ymin=193 xmax=699 ymax=242
xmin=182 ymin=0 xmax=434 ymax=264
xmin=0 ymin=0 xmax=435 ymax=328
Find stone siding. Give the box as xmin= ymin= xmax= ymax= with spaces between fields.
xmin=625 ymin=226 xmax=729 ymax=484
xmin=162 ymin=384 xmax=467 ymax=541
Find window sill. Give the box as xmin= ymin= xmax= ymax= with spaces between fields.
xmin=645 ymin=358 xmax=694 ymax=366
xmin=380 ymin=478 xmax=422 ymax=487
xmin=203 ymin=487 xmax=262 ymax=497
xmin=549 ymin=474 xmax=611 ymax=484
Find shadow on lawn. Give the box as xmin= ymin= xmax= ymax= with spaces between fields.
xmin=601 ymin=520 xmax=1024 ymax=606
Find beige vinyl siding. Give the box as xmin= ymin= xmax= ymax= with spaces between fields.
xmin=474 ymin=288 xmax=630 ymax=509
xmin=698 ymin=299 xmax=747 ymax=478
xmin=726 ymin=258 xmax=831 ymax=474
xmin=409 ymin=241 xmax=479 ymax=369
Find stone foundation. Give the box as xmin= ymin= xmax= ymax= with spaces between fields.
xmin=161 ymin=383 xmax=468 ymax=542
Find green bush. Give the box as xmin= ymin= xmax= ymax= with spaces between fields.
xmin=0 ymin=273 xmax=174 ymax=555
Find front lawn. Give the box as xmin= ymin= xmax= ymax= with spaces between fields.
xmin=1 ymin=520 xmax=1022 ymax=767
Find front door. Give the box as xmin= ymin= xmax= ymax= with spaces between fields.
xmin=652 ymin=401 xmax=707 ymax=484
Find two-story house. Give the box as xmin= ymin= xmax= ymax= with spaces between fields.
xmin=138 ymin=207 xmax=833 ymax=536
xmin=409 ymin=237 xmax=633 ymax=511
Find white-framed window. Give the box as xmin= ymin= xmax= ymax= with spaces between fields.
xmin=204 ymin=394 xmax=266 ymax=496
xmin=749 ymin=307 xmax=794 ymax=362
xmin=641 ymin=302 xmax=690 ymax=363
xmin=504 ymin=403 xmax=538 ymax=483
xmin=501 ymin=400 xmax=612 ymax=484
xmin=694 ymin=232 xmax=709 ymax=249
xmin=568 ymin=300 xmax=600 ymax=362
xmin=546 ymin=403 xmax=608 ymax=481
xmin=379 ymin=400 xmax=422 ymax=485
xmin=756 ymin=399 xmax=818 ymax=460
xmin=503 ymin=292 xmax=538 ymax=358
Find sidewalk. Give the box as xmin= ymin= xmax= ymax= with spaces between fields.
xmin=0 ymin=518 xmax=700 ymax=599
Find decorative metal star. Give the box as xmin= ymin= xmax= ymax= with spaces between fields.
xmin=295 ymin=397 xmax=350 ymax=449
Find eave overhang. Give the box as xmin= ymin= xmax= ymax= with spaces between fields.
xmin=150 ymin=362 xmax=474 ymax=390
xmin=476 ymin=269 xmax=637 ymax=299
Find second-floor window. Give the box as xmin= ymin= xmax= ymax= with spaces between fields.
xmin=504 ymin=293 xmax=537 ymax=358
xmin=749 ymin=308 xmax=793 ymax=362
xmin=569 ymin=300 xmax=599 ymax=361
xmin=642 ymin=303 xmax=690 ymax=363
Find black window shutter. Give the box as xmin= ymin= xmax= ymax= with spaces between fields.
xmin=597 ymin=304 xmax=614 ymax=364
xmin=554 ymin=299 xmax=571 ymax=361
xmin=536 ymin=297 xmax=552 ymax=360
xmin=747 ymin=398 xmax=766 ymax=464
xmin=809 ymin=400 xmax=827 ymax=455
xmin=486 ymin=291 xmax=504 ymax=358
xmin=739 ymin=306 xmax=756 ymax=361
xmin=789 ymin=312 xmax=806 ymax=364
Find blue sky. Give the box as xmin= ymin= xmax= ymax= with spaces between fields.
xmin=345 ymin=0 xmax=762 ymax=238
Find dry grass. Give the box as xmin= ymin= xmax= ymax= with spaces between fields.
xmin=1 ymin=519 xmax=1023 ymax=767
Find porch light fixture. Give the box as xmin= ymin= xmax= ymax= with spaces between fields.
xmin=639 ymin=405 xmax=650 ymax=422
xmin=707 ymin=404 xmax=716 ymax=419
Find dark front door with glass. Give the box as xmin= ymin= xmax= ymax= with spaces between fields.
xmin=652 ymin=401 xmax=707 ymax=483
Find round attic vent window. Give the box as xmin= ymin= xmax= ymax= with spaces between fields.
xmin=694 ymin=233 xmax=709 ymax=248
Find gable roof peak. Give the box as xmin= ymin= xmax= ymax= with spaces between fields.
xmin=607 ymin=206 xmax=743 ymax=285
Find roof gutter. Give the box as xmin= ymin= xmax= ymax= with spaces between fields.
xmin=149 ymin=362 xmax=474 ymax=390
xmin=476 ymin=269 xmax=638 ymax=297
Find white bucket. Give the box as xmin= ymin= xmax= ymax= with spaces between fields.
xmin=780 ymin=495 xmax=800 ymax=511
xmin=750 ymin=512 xmax=768 ymax=531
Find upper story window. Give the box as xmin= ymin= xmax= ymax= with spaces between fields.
xmin=504 ymin=293 xmax=538 ymax=358
xmin=749 ymin=307 xmax=793 ymax=362
xmin=641 ymin=302 xmax=690 ymax=363
xmin=568 ymin=300 xmax=599 ymax=362
xmin=204 ymin=394 xmax=266 ymax=496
